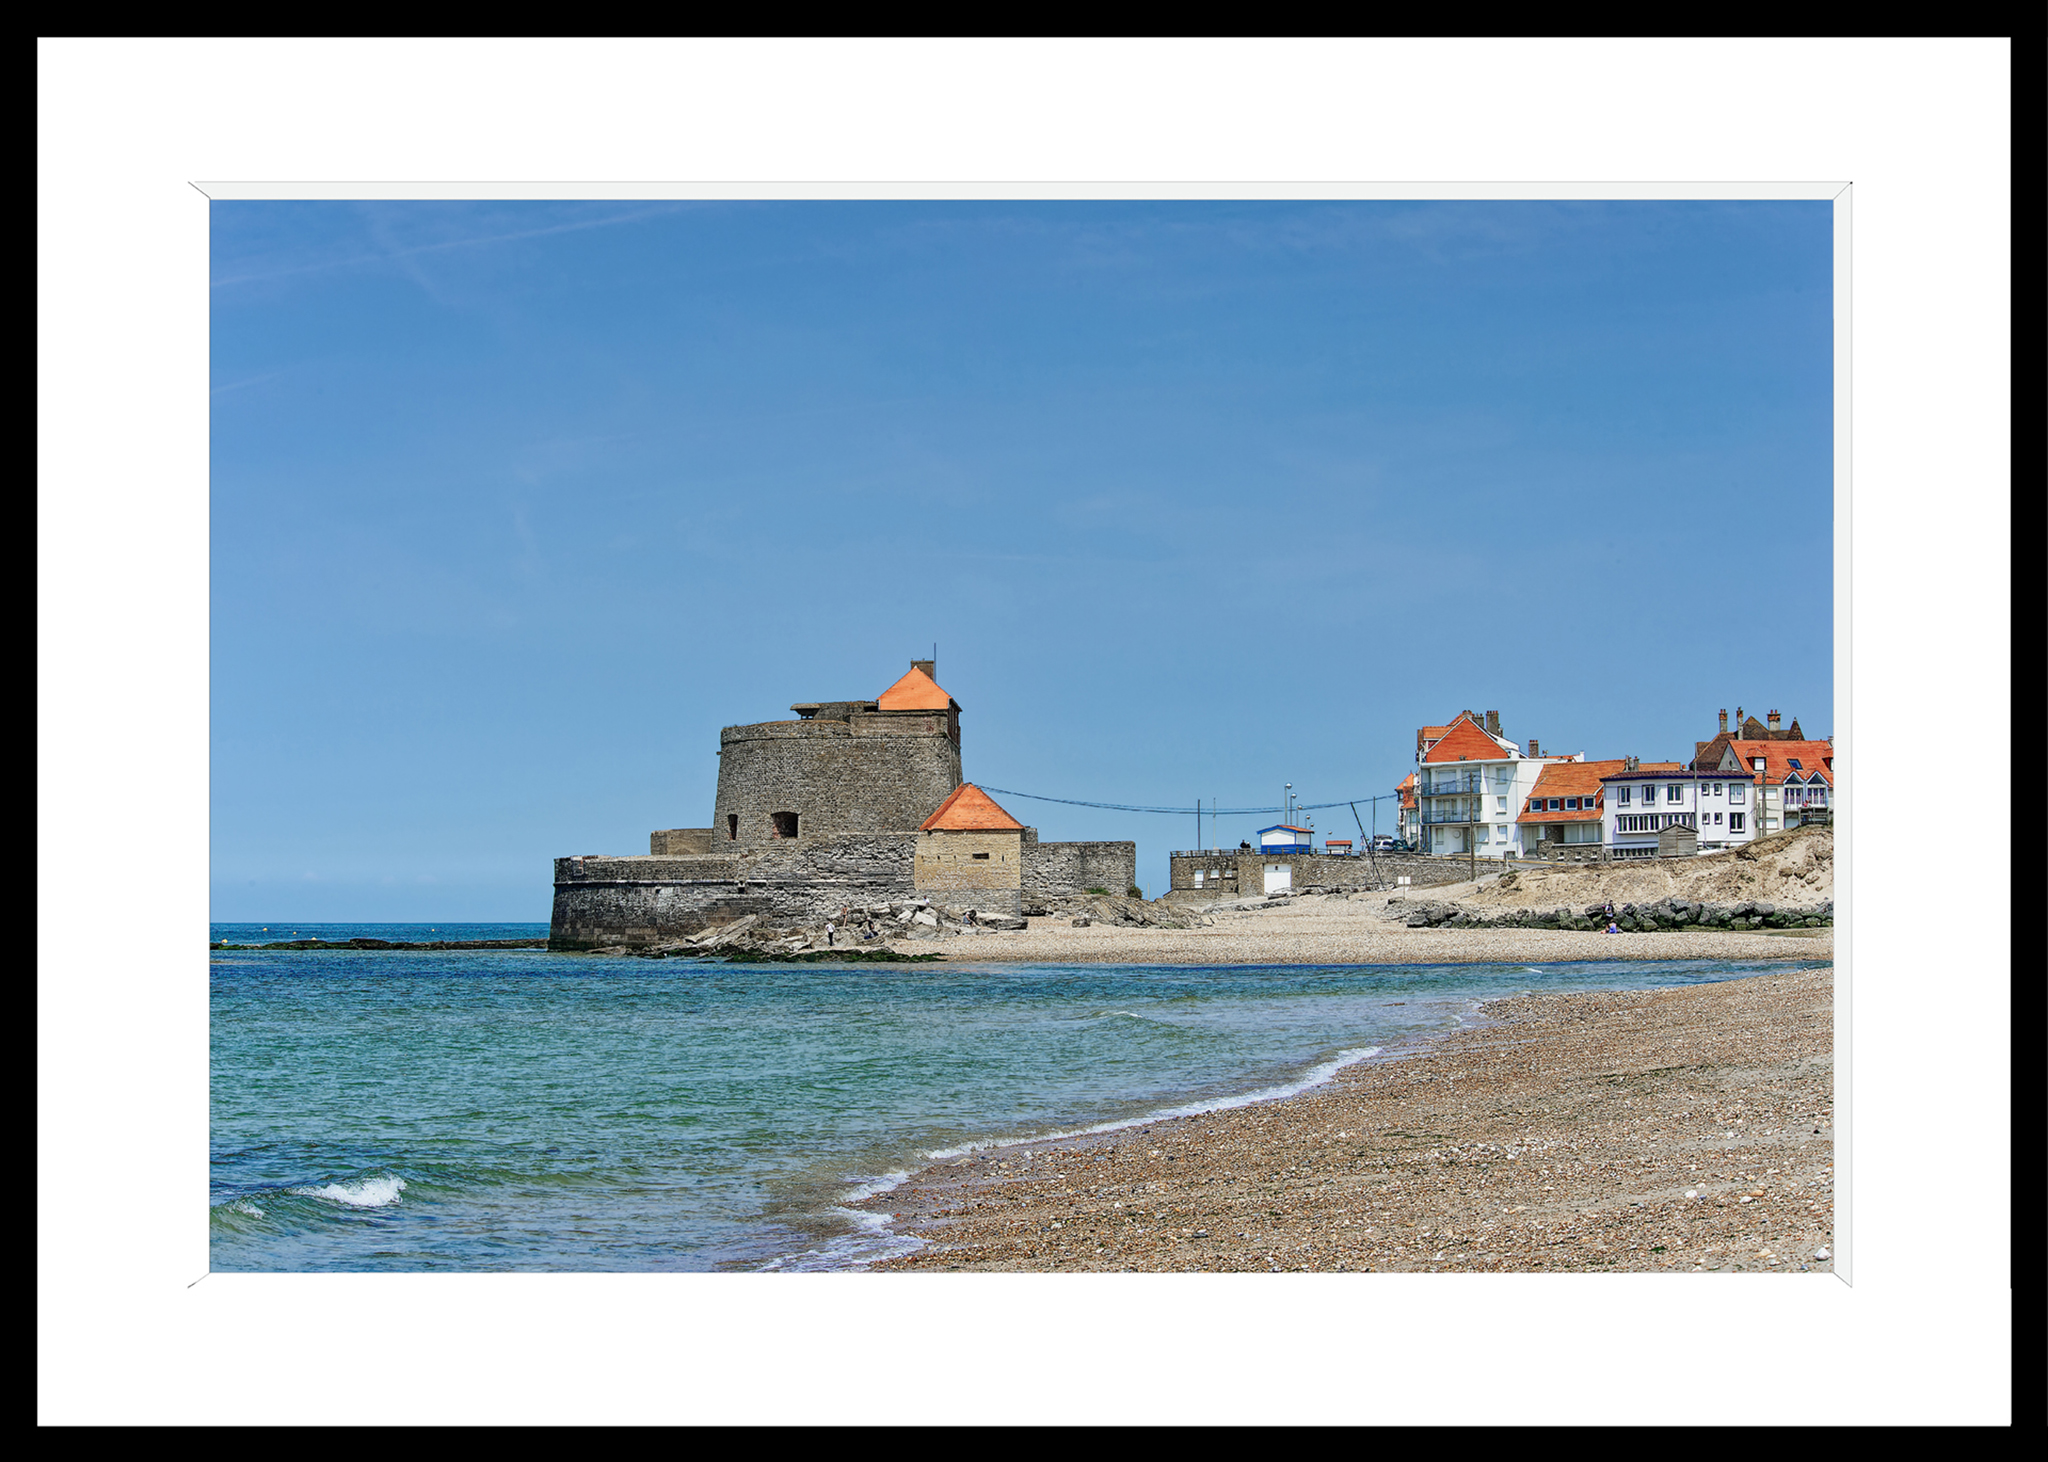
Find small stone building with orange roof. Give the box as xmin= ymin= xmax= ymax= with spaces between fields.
xmin=913 ymin=783 xmax=1027 ymax=913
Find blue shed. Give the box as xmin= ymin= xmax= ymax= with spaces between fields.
xmin=1256 ymin=824 xmax=1313 ymax=851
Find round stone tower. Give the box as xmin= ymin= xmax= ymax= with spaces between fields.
xmin=711 ymin=661 xmax=963 ymax=850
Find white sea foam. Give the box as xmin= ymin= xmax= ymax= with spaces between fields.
xmin=839 ymin=1171 xmax=912 ymax=1205
xmin=293 ymin=1175 xmax=407 ymax=1208
xmin=231 ymin=1200 xmax=265 ymax=1218
xmin=760 ymin=1226 xmax=927 ymax=1272
xmin=921 ymin=1045 xmax=1383 ymax=1161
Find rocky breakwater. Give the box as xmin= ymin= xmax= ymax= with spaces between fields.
xmin=1024 ymin=892 xmax=1214 ymax=931
xmin=565 ymin=898 xmax=1036 ymax=961
xmin=1384 ymin=895 xmax=1833 ymax=933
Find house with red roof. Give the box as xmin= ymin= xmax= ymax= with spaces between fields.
xmin=1518 ymin=758 xmax=1632 ymax=857
xmin=1412 ymin=709 xmax=1565 ymax=860
xmin=1711 ymin=738 xmax=1835 ymax=838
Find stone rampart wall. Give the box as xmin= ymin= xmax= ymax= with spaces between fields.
xmin=1169 ymin=849 xmax=1478 ymax=894
xmin=550 ymin=834 xmax=921 ymax=948
xmin=1023 ymin=841 xmax=1138 ymax=898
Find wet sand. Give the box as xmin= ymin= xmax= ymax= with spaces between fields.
xmin=864 ymin=963 xmax=1834 ymax=1273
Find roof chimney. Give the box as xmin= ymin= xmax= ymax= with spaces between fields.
xmin=1768 ymin=709 xmax=1782 ymax=732
xmin=1485 ymin=709 xmax=1500 ymax=737
xmin=911 ymin=658 xmax=936 ymax=682
xmin=1528 ymin=738 xmax=1540 ymax=758
xmin=1718 ymin=708 xmax=1728 ymax=734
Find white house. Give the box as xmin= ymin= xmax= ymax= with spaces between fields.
xmin=1412 ymin=711 xmax=1557 ymax=861
xmin=1599 ymin=760 xmax=1710 ymax=858
xmin=1256 ymin=824 xmax=1313 ymax=851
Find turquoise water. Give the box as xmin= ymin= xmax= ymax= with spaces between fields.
xmin=209 ymin=924 xmax=1826 ymax=1272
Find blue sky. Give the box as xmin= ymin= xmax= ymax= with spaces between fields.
xmin=210 ymin=200 xmax=1833 ymax=917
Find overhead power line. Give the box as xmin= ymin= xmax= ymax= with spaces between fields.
xmin=978 ymin=786 xmax=1403 ymax=816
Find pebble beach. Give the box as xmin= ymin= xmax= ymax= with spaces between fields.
xmin=866 ymin=961 xmax=1834 ymax=1273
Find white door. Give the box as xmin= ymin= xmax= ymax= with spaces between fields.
xmin=1263 ymin=862 xmax=1292 ymax=895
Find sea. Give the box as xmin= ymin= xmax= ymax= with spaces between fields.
xmin=209 ymin=922 xmax=1827 ymax=1272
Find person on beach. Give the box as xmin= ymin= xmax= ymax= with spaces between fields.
xmin=825 ymin=921 xmax=835 ymax=947
xmin=1606 ymin=921 xmax=1620 ymax=934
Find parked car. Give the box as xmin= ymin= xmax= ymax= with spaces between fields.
xmin=1369 ymin=835 xmax=1398 ymax=851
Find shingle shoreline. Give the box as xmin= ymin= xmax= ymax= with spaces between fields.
xmin=866 ymin=963 xmax=1834 ymax=1273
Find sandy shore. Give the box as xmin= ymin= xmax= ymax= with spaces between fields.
xmin=878 ymin=886 xmax=1832 ymax=966
xmin=864 ymin=962 xmax=1833 ymax=1273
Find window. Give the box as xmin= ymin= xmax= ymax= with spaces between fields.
xmin=1788 ymin=758 xmax=1803 ymax=771
xmin=1667 ymin=784 xmax=1684 ymax=803
xmin=972 ymin=852 xmax=990 ymax=860
xmin=1714 ymin=811 xmax=1723 ymax=825
xmin=1617 ymin=786 xmax=1631 ymax=805
xmin=726 ymin=814 xmax=739 ymax=841
xmin=1496 ymin=796 xmax=1507 ymax=812
xmin=1754 ymin=758 xmax=1766 ymax=772
xmin=1712 ymin=783 xmax=1722 ymax=795
xmin=1547 ymin=798 xmax=1562 ymax=811
xmin=1730 ymin=783 xmax=1746 ymax=804
xmin=1730 ymin=812 xmax=1746 ymax=832
xmin=1564 ymin=797 xmax=1577 ymax=810
xmin=770 ymin=811 xmax=800 ymax=839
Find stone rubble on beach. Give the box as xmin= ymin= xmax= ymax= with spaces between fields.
xmin=1383 ymin=895 xmax=1832 ymax=932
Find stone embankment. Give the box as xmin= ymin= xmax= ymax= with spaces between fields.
xmin=1384 ymin=895 xmax=1833 ymax=933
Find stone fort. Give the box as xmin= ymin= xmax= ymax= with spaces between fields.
xmin=549 ymin=660 xmax=1136 ymax=948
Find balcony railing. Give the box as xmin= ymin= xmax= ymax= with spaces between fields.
xmin=1420 ymin=778 xmax=1483 ymax=797
xmin=1420 ymin=809 xmax=1483 ymax=825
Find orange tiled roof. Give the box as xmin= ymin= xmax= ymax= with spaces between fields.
xmin=877 ymin=666 xmax=956 ymax=711
xmin=1516 ymin=759 xmax=1629 ymax=823
xmin=920 ymin=783 xmax=1023 ymax=832
xmin=1421 ymin=716 xmax=1512 ymax=764
xmin=1724 ymin=740 xmax=1835 ymax=786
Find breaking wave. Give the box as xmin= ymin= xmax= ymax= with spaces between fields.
xmin=292 ymin=1175 xmax=408 ymax=1208
xmin=922 ymin=1044 xmax=1382 ymax=1160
